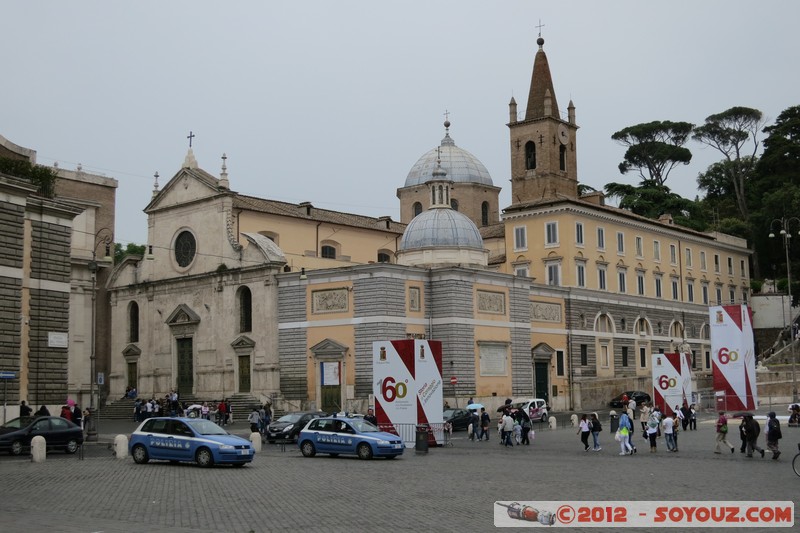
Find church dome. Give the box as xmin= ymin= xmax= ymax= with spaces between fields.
xmin=398 ymin=208 xmax=484 ymax=251
xmin=403 ymin=124 xmax=493 ymax=187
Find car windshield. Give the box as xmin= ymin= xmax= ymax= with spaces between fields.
xmin=350 ymin=419 xmax=380 ymax=433
xmin=510 ymin=402 xmax=528 ymax=410
xmin=1 ymin=417 xmax=33 ymax=429
xmin=277 ymin=413 xmax=304 ymax=423
xmin=187 ymin=419 xmax=228 ymax=436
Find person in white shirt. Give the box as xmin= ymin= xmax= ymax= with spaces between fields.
xmin=663 ymin=414 xmax=676 ymax=451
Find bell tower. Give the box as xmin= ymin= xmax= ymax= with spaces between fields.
xmin=508 ymin=36 xmax=578 ymax=206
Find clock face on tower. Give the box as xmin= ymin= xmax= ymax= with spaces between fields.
xmin=557 ymin=123 xmax=569 ymax=145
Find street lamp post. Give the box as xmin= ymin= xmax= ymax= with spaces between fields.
xmin=769 ymin=217 xmax=800 ymax=402
xmin=86 ymin=228 xmax=113 ymax=441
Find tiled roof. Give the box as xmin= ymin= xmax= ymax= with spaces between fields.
xmin=233 ymin=194 xmax=406 ymax=234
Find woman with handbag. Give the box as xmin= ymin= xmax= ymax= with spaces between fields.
xmin=714 ymin=411 xmax=735 ymax=454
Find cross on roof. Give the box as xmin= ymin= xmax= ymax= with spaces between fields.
xmin=443 ymin=109 xmax=450 ymax=122
xmin=536 ymin=20 xmax=545 ymax=37
xmin=187 ymin=131 xmax=195 ymax=148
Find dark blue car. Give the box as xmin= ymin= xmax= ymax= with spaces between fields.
xmin=129 ymin=417 xmax=254 ymax=467
xmin=297 ymin=417 xmax=404 ymax=460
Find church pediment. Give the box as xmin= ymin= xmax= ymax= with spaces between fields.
xmin=230 ymin=335 xmax=256 ymax=349
xmin=144 ymin=161 xmax=226 ymax=214
xmin=310 ymin=338 xmax=349 ymax=359
xmin=122 ymin=344 xmax=142 ymax=357
xmin=165 ymin=304 xmax=201 ymax=326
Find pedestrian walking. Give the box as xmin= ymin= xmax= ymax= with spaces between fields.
xmin=639 ymin=402 xmax=651 ymax=432
xmin=619 ymin=411 xmax=637 ymax=454
xmin=674 ymin=405 xmax=685 ymax=432
xmin=617 ymin=411 xmax=633 ymax=455
xmin=520 ymin=411 xmax=531 ymax=445
xmin=479 ymin=407 xmax=490 ymax=441
xmin=646 ymin=410 xmax=660 ymax=452
xmin=19 ymin=401 xmax=32 ymax=418
xmin=217 ymin=400 xmax=227 ymax=426
xmin=689 ymin=404 xmax=697 ymax=430
xmin=766 ymin=411 xmax=782 ymax=460
xmin=714 ymin=411 xmax=735 ymax=454
xmin=671 ymin=413 xmax=680 ymax=452
xmin=680 ymin=404 xmax=691 ymax=431
xmin=662 ymin=413 xmax=676 ymax=452
xmin=742 ymin=415 xmax=765 ymax=458
xmin=590 ymin=413 xmax=602 ymax=451
xmin=502 ymin=411 xmax=515 ymax=447
xmin=247 ymin=407 xmax=260 ymax=433
xmin=513 ymin=419 xmax=522 ymax=445
xmin=469 ymin=410 xmax=480 ymax=442
xmin=577 ymin=414 xmax=591 ymax=451
xmin=738 ymin=417 xmax=748 ymax=453
xmin=72 ymin=404 xmax=83 ymax=429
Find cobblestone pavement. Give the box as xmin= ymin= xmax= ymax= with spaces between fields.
xmin=1 ymin=417 xmax=797 ymax=532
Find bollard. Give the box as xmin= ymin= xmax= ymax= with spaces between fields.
xmin=250 ymin=432 xmax=262 ymax=453
xmin=114 ymin=434 xmax=129 ymax=459
xmin=548 ymin=416 xmax=557 ymax=430
xmin=570 ymin=414 xmax=578 ymax=427
xmin=31 ymin=435 xmax=46 ymax=463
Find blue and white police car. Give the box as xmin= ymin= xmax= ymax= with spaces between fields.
xmin=297 ymin=416 xmax=404 ymax=460
xmin=129 ymin=417 xmax=254 ymax=467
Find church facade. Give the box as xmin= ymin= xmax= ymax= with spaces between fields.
xmin=106 ymin=36 xmax=750 ymax=412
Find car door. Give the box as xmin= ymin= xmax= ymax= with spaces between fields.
xmin=47 ymin=417 xmax=72 ymax=448
xmin=142 ymin=419 xmax=173 ymax=460
xmin=330 ymin=420 xmax=357 ymax=454
xmin=28 ymin=418 xmax=51 ymax=449
xmin=305 ymin=419 xmax=330 ymax=453
xmin=168 ymin=420 xmax=196 ymax=460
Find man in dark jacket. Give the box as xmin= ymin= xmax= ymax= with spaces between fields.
xmin=766 ymin=411 xmax=782 ymax=460
xmin=742 ymin=415 xmax=764 ymax=458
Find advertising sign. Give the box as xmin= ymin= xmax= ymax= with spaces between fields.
xmin=372 ymin=339 xmax=443 ymax=445
xmin=413 ymin=340 xmax=444 ymax=428
xmin=652 ymin=353 xmax=693 ymax=416
xmin=710 ymin=304 xmax=757 ymax=411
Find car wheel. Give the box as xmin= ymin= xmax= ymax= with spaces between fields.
xmin=541 ymin=414 xmax=547 ymax=423
xmin=65 ymin=439 xmax=79 ymax=454
xmin=132 ymin=444 xmax=149 ymax=464
xmin=300 ymin=440 xmax=316 ymax=457
xmin=356 ymin=443 xmax=373 ymax=460
xmin=10 ymin=441 xmax=23 ymax=456
xmin=196 ymin=447 xmax=214 ymax=468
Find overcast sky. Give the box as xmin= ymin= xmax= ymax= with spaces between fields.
xmin=4 ymin=2 xmax=799 ymax=246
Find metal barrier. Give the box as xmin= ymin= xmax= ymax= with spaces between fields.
xmin=378 ymin=422 xmax=450 ymax=448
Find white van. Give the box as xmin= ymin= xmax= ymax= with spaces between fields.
xmin=509 ymin=398 xmax=549 ymax=423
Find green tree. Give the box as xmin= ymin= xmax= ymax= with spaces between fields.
xmin=693 ymin=107 xmax=765 ymax=278
xmin=750 ymin=106 xmax=800 ymax=287
xmin=611 ymin=120 xmax=694 ymax=186
xmin=603 ymin=182 xmax=704 ymax=230
xmin=114 ymin=242 xmax=147 ymax=264
xmin=692 ymin=107 xmax=764 ymax=222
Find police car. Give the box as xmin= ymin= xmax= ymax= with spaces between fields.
xmin=297 ymin=416 xmax=404 ymax=460
xmin=129 ymin=417 xmax=254 ymax=467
